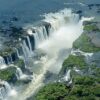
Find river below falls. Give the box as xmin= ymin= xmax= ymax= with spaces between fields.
xmin=0 ymin=0 xmax=100 ymax=100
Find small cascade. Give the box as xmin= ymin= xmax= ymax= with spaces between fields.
xmin=0 ymin=80 xmax=17 ymax=100
xmin=14 ymin=65 xmax=25 ymax=80
xmin=0 ymin=56 xmax=5 ymax=65
xmin=43 ymin=9 xmax=79 ymax=32
xmin=26 ymin=24 xmax=49 ymax=49
xmin=33 ymin=32 xmax=40 ymax=48
xmin=16 ymin=48 xmax=24 ymax=60
xmin=42 ymin=26 xmax=48 ymax=39
xmin=16 ymin=67 xmax=24 ymax=80
xmin=26 ymin=36 xmax=33 ymax=54
xmin=71 ymin=49 xmax=93 ymax=57
xmin=0 ymin=86 xmax=6 ymax=100
xmin=73 ymin=67 xmax=83 ymax=75
xmin=71 ymin=49 xmax=93 ymax=62
xmin=15 ymin=48 xmax=27 ymax=69
xmin=10 ymin=55 xmax=13 ymax=63
xmin=16 ymin=48 xmax=20 ymax=58
xmin=0 ymin=56 xmax=7 ymax=69
xmin=7 ymin=57 xmax=10 ymax=65
xmin=32 ymin=26 xmax=48 ymax=48
xmin=15 ymin=66 xmax=33 ymax=81
xmin=22 ymin=40 xmax=31 ymax=58
xmin=36 ymin=27 xmax=45 ymax=41
xmin=64 ymin=69 xmax=71 ymax=82
xmin=3 ymin=8 xmax=95 ymax=100
xmin=3 ymin=81 xmax=11 ymax=93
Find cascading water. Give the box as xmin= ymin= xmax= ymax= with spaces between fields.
xmin=22 ymin=40 xmax=31 ymax=58
xmin=16 ymin=49 xmax=20 ymax=59
xmin=26 ymin=36 xmax=33 ymax=55
xmin=0 ymin=56 xmax=7 ymax=69
xmin=1 ymin=8 xmax=94 ymax=100
xmin=10 ymin=55 xmax=13 ymax=63
xmin=7 ymin=57 xmax=10 ymax=65
xmin=16 ymin=67 xmax=26 ymax=80
xmin=63 ymin=69 xmax=71 ymax=82
xmin=27 ymin=25 xmax=49 ymax=48
xmin=0 ymin=80 xmax=17 ymax=100
xmin=16 ymin=66 xmax=33 ymax=81
xmin=14 ymin=9 xmax=87 ymax=100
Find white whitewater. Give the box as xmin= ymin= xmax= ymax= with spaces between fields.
xmin=10 ymin=55 xmax=13 ymax=63
xmin=26 ymin=23 xmax=48 ymax=48
xmin=10 ymin=9 xmax=94 ymax=100
xmin=63 ymin=69 xmax=72 ymax=85
xmin=0 ymin=56 xmax=7 ymax=69
xmin=0 ymin=80 xmax=17 ymax=100
xmin=63 ymin=69 xmax=71 ymax=82
xmin=16 ymin=9 xmax=82 ymax=100
xmin=21 ymin=40 xmax=32 ymax=60
xmin=12 ymin=65 xmax=32 ymax=81
xmin=73 ymin=67 xmax=83 ymax=75
xmin=71 ymin=49 xmax=93 ymax=57
xmin=16 ymin=48 xmax=20 ymax=58
xmin=26 ymin=36 xmax=33 ymax=54
xmin=16 ymin=67 xmax=27 ymax=80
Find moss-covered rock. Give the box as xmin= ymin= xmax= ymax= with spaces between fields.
xmin=73 ymin=33 xmax=100 ymax=52
xmin=84 ymin=24 xmax=100 ymax=32
xmin=0 ymin=67 xmax=17 ymax=82
xmin=60 ymin=55 xmax=87 ymax=75
xmin=0 ymin=47 xmax=19 ymax=64
xmin=14 ymin=59 xmax=25 ymax=71
xmin=0 ymin=47 xmax=15 ymax=57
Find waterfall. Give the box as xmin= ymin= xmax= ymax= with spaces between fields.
xmin=3 ymin=81 xmax=11 ymax=92
xmin=0 ymin=56 xmax=5 ymax=65
xmin=71 ymin=49 xmax=93 ymax=57
xmin=64 ymin=69 xmax=71 ymax=82
xmin=16 ymin=67 xmax=24 ymax=80
xmin=14 ymin=65 xmax=26 ymax=80
xmin=16 ymin=48 xmax=20 ymax=58
xmin=32 ymin=26 xmax=48 ymax=48
xmin=21 ymin=40 xmax=31 ymax=58
xmin=9 ymin=9 xmax=94 ymax=100
xmin=43 ymin=9 xmax=79 ymax=32
xmin=15 ymin=66 xmax=33 ymax=81
xmin=0 ymin=56 xmax=7 ymax=69
xmin=33 ymin=32 xmax=40 ymax=48
xmin=73 ymin=67 xmax=82 ymax=74
xmin=26 ymin=36 xmax=33 ymax=54
xmin=26 ymin=25 xmax=49 ymax=49
xmin=16 ymin=67 xmax=28 ymax=80
xmin=7 ymin=57 xmax=10 ymax=65
xmin=0 ymin=80 xmax=17 ymax=100
xmin=0 ymin=86 xmax=6 ymax=100
xmin=10 ymin=55 xmax=13 ymax=63
xmin=16 ymin=48 xmax=26 ymax=63
xmin=42 ymin=26 xmax=48 ymax=39
xmin=71 ymin=49 xmax=93 ymax=62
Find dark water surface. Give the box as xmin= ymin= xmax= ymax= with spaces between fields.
xmin=0 ymin=0 xmax=100 ymax=26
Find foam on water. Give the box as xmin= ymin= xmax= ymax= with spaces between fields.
xmin=16 ymin=9 xmax=83 ymax=99
xmin=1 ymin=8 xmax=94 ymax=100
